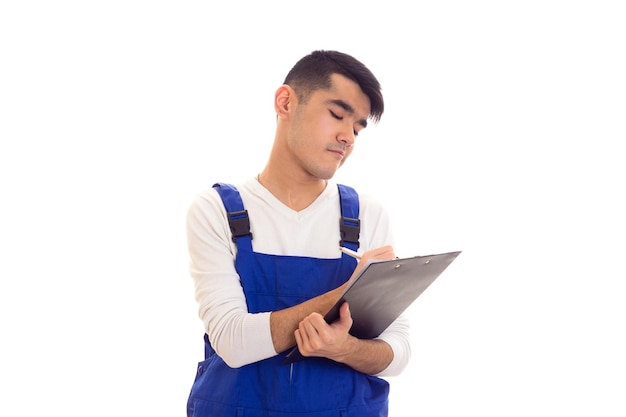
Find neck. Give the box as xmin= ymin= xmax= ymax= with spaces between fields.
xmin=257 ymin=167 xmax=327 ymax=212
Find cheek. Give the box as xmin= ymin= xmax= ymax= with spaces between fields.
xmin=313 ymin=112 xmax=336 ymax=134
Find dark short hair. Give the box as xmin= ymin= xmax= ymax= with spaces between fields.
xmin=283 ymin=50 xmax=384 ymax=123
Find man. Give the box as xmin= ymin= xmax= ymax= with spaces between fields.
xmin=186 ymin=50 xmax=410 ymax=416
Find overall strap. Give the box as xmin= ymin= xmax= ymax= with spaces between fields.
xmin=212 ymin=183 xmax=253 ymax=253
xmin=213 ymin=182 xmax=360 ymax=252
xmin=337 ymin=184 xmax=360 ymax=251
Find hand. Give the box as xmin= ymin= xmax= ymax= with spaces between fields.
xmin=349 ymin=245 xmax=396 ymax=282
xmin=294 ymin=302 xmax=355 ymax=361
xmin=359 ymin=245 xmax=396 ymax=263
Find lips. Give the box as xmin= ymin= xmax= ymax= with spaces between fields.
xmin=328 ymin=148 xmax=346 ymax=159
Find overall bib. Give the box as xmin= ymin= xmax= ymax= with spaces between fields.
xmin=187 ymin=183 xmax=389 ymax=417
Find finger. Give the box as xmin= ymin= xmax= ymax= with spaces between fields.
xmin=361 ymin=245 xmax=396 ymax=262
xmin=298 ymin=319 xmax=323 ymax=353
xmin=295 ymin=328 xmax=315 ymax=357
xmin=339 ymin=302 xmax=349 ymax=318
xmin=299 ymin=315 xmax=322 ymax=344
xmin=335 ymin=302 xmax=353 ymax=331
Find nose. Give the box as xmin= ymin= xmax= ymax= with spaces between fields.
xmin=338 ymin=127 xmax=356 ymax=147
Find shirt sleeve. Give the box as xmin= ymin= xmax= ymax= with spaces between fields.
xmin=186 ymin=191 xmax=276 ymax=368
xmin=358 ymin=192 xmax=412 ymax=377
xmin=374 ymin=314 xmax=411 ymax=377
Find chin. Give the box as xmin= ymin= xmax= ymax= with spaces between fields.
xmin=307 ymin=163 xmax=341 ymax=181
xmin=321 ymin=168 xmax=339 ymax=180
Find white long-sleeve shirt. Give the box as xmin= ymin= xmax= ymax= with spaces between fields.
xmin=187 ymin=177 xmax=411 ymax=376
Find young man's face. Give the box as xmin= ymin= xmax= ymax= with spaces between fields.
xmin=286 ymin=73 xmax=371 ymax=181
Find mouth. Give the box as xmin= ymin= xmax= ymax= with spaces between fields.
xmin=328 ymin=148 xmax=346 ymax=160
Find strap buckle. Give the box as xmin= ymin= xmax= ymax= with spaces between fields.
xmin=227 ymin=210 xmax=252 ymax=243
xmin=339 ymin=216 xmax=360 ymax=248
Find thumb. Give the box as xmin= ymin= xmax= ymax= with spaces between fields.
xmin=336 ymin=302 xmax=353 ymax=330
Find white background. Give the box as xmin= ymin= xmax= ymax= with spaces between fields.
xmin=1 ymin=1 xmax=625 ymax=416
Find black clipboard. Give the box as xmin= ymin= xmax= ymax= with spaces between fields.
xmin=282 ymin=250 xmax=462 ymax=364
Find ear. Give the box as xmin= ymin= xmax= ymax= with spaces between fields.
xmin=274 ymin=85 xmax=297 ymax=119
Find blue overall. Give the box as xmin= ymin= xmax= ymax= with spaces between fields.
xmin=187 ymin=183 xmax=389 ymax=417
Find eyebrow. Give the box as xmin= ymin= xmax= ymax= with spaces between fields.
xmin=328 ymin=99 xmax=368 ymax=129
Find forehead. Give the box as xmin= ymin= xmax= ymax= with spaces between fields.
xmin=313 ymin=74 xmax=371 ymax=119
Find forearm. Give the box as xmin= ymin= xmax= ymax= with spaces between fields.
xmin=332 ymin=336 xmax=394 ymax=375
xmin=269 ymin=248 xmax=380 ymax=353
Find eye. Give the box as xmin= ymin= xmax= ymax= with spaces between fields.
xmin=329 ymin=110 xmax=343 ymax=120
